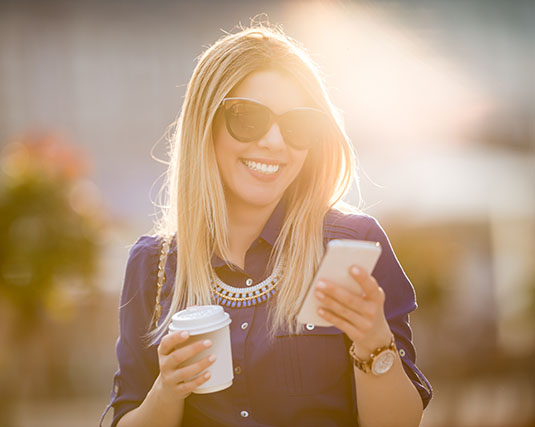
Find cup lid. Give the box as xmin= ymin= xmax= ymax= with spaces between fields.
xmin=169 ymin=305 xmax=231 ymax=335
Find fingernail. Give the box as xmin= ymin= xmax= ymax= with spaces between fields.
xmin=203 ymin=339 xmax=212 ymax=347
xmin=209 ymin=355 xmax=216 ymax=362
xmin=351 ymin=266 xmax=360 ymax=275
xmin=180 ymin=331 xmax=189 ymax=338
xmin=317 ymin=281 xmax=326 ymax=289
xmin=204 ymin=371 xmax=211 ymax=379
xmin=316 ymin=291 xmax=325 ymax=299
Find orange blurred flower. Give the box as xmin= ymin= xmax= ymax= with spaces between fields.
xmin=1 ymin=131 xmax=91 ymax=182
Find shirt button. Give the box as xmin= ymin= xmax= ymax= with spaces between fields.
xmin=234 ymin=366 xmax=242 ymax=375
xmin=246 ymin=278 xmax=253 ymax=286
xmin=399 ymin=349 xmax=406 ymax=357
xmin=240 ymin=410 xmax=249 ymax=418
xmin=306 ymin=323 xmax=315 ymax=331
xmin=241 ymin=322 xmax=248 ymax=330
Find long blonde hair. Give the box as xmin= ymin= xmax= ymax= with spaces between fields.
xmin=145 ymin=25 xmax=358 ymax=346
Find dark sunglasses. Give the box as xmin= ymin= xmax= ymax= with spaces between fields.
xmin=218 ymin=97 xmax=328 ymax=150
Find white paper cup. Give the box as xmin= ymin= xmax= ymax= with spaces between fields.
xmin=168 ymin=305 xmax=233 ymax=393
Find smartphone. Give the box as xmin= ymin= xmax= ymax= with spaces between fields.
xmin=296 ymin=239 xmax=382 ymax=327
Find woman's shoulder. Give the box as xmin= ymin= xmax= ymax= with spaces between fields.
xmin=323 ymin=207 xmax=382 ymax=241
xmin=126 ymin=233 xmax=176 ymax=261
xmin=122 ymin=234 xmax=174 ymax=289
xmin=129 ymin=234 xmax=162 ymax=252
xmin=119 ymin=233 xmax=176 ymax=307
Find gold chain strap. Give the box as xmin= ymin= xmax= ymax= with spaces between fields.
xmin=154 ymin=235 xmax=171 ymax=327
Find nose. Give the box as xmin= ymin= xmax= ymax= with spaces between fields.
xmin=257 ymin=122 xmax=286 ymax=151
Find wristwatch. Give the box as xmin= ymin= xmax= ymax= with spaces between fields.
xmin=349 ymin=335 xmax=397 ymax=376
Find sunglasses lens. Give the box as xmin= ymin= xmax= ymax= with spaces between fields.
xmin=279 ymin=110 xmax=326 ymax=150
xmin=223 ymin=99 xmax=327 ymax=149
xmin=226 ymin=101 xmax=270 ymax=142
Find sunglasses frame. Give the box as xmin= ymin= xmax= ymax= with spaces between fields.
xmin=219 ymin=97 xmax=328 ymax=150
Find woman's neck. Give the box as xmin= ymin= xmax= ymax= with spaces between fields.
xmin=224 ymin=198 xmax=280 ymax=269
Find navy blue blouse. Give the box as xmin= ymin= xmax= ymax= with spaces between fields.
xmin=100 ymin=203 xmax=432 ymax=426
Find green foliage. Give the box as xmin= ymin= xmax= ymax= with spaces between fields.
xmin=0 ymin=134 xmax=107 ymax=327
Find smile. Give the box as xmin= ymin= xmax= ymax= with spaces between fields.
xmin=241 ymin=159 xmax=281 ymax=175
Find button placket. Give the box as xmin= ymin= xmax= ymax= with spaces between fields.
xmin=230 ymin=307 xmax=254 ymax=420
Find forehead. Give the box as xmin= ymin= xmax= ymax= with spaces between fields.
xmin=229 ymin=69 xmax=314 ymax=114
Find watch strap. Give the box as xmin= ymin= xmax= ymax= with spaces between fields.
xmin=349 ymin=335 xmax=396 ymax=374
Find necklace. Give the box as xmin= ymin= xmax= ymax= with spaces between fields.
xmin=211 ymin=263 xmax=283 ymax=308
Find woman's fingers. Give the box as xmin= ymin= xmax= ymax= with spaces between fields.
xmin=316 ymin=266 xmax=393 ymax=350
xmin=163 ymin=339 xmax=213 ymax=371
xmin=316 ymin=279 xmax=378 ymax=317
xmin=158 ymin=330 xmax=190 ymax=356
xmin=315 ymin=288 xmax=376 ymax=338
xmin=316 ymin=266 xmax=384 ymax=306
xmin=349 ymin=266 xmax=384 ymax=303
xmin=168 ymin=353 xmax=216 ymax=385
xmin=316 ymin=287 xmax=376 ymax=322
xmin=316 ymin=307 xmax=366 ymax=340
xmin=175 ymin=369 xmax=212 ymax=395
xmin=157 ymin=334 xmax=217 ymax=400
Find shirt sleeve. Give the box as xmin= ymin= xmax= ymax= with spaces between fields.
xmin=364 ymin=217 xmax=433 ymax=409
xmin=100 ymin=235 xmax=162 ymax=427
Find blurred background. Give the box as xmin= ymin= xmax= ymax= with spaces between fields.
xmin=0 ymin=0 xmax=533 ymax=426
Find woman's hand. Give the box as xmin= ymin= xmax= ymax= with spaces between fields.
xmin=155 ymin=331 xmax=217 ymax=402
xmin=315 ymin=265 xmax=393 ymax=359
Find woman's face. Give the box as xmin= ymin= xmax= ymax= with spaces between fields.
xmin=213 ymin=69 xmax=311 ymax=212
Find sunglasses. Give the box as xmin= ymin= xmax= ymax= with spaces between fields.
xmin=218 ymin=97 xmax=328 ymax=150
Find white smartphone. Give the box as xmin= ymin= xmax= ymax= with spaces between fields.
xmin=296 ymin=239 xmax=382 ymax=327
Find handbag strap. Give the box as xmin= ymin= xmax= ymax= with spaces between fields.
xmin=153 ymin=234 xmax=171 ymax=327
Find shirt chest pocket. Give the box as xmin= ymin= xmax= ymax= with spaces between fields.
xmin=274 ymin=326 xmax=351 ymax=396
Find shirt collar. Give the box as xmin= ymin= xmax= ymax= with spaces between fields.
xmin=210 ymin=197 xmax=287 ymax=268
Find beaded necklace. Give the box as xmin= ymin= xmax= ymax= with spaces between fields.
xmin=153 ymin=234 xmax=282 ymax=327
xmin=211 ymin=262 xmax=283 ymax=308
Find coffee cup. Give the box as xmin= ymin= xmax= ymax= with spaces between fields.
xmin=169 ymin=305 xmax=233 ymax=393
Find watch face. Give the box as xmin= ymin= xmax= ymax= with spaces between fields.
xmin=371 ymin=349 xmax=396 ymax=375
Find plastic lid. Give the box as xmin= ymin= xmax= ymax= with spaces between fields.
xmin=169 ymin=305 xmax=231 ymax=335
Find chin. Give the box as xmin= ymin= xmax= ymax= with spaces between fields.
xmin=245 ymin=197 xmax=280 ymax=209
xmin=239 ymin=191 xmax=282 ymax=209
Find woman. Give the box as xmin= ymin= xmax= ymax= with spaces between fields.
xmin=101 ymin=25 xmax=432 ymax=426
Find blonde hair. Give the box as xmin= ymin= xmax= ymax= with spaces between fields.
xmin=145 ymin=24 xmax=358 ymax=346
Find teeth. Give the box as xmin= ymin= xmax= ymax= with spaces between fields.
xmin=243 ymin=160 xmax=280 ymax=175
